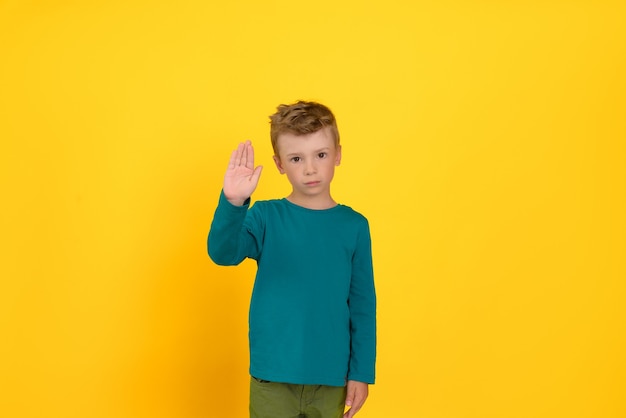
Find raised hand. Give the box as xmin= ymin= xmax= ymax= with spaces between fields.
xmin=223 ymin=140 xmax=263 ymax=206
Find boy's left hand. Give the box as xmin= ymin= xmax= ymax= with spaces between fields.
xmin=344 ymin=380 xmax=368 ymax=418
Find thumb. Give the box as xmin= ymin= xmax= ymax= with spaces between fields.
xmin=250 ymin=165 xmax=263 ymax=183
xmin=345 ymin=387 xmax=355 ymax=406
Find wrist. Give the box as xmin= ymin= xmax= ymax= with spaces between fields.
xmin=222 ymin=190 xmax=248 ymax=207
xmin=226 ymin=197 xmax=246 ymax=206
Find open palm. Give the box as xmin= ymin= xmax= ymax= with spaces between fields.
xmin=223 ymin=140 xmax=263 ymax=206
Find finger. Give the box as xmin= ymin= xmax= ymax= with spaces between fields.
xmin=240 ymin=141 xmax=248 ymax=167
xmin=344 ymin=400 xmax=360 ymax=418
xmin=234 ymin=142 xmax=244 ymax=166
xmin=246 ymin=141 xmax=255 ymax=170
xmin=344 ymin=402 xmax=362 ymax=418
xmin=350 ymin=398 xmax=364 ymax=416
xmin=345 ymin=385 xmax=356 ymax=407
xmin=228 ymin=149 xmax=237 ymax=170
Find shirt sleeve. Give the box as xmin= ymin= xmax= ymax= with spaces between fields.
xmin=207 ymin=190 xmax=263 ymax=265
xmin=347 ymin=217 xmax=377 ymax=384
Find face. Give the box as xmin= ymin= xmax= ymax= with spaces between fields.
xmin=273 ymin=127 xmax=342 ymax=204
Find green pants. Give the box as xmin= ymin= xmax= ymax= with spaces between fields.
xmin=250 ymin=376 xmax=347 ymax=418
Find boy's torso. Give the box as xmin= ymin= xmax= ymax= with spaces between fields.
xmin=245 ymin=198 xmax=368 ymax=386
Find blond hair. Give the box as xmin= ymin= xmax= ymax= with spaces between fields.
xmin=269 ymin=101 xmax=340 ymax=155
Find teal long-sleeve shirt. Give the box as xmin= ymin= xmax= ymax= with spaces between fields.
xmin=208 ymin=191 xmax=376 ymax=386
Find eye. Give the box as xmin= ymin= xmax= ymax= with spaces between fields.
xmin=318 ymin=152 xmax=327 ymax=159
xmin=290 ymin=156 xmax=301 ymax=163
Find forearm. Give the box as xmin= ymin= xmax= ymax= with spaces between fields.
xmin=348 ymin=309 xmax=377 ymax=383
xmin=347 ymin=273 xmax=376 ymax=382
xmin=207 ymin=190 xmax=251 ymax=265
xmin=348 ymin=221 xmax=377 ymax=383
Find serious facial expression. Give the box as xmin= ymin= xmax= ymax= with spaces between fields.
xmin=273 ymin=127 xmax=342 ymax=202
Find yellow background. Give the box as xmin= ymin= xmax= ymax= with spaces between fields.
xmin=1 ymin=1 xmax=625 ymax=417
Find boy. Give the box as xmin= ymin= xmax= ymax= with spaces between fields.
xmin=208 ymin=101 xmax=376 ymax=418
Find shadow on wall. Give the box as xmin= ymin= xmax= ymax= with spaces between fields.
xmin=120 ymin=165 xmax=255 ymax=418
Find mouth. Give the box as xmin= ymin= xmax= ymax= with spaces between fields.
xmin=304 ymin=181 xmax=321 ymax=186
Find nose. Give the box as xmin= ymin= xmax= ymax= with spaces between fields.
xmin=304 ymin=160 xmax=317 ymax=175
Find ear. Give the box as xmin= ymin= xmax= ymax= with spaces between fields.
xmin=335 ymin=145 xmax=342 ymax=166
xmin=273 ymin=155 xmax=285 ymax=174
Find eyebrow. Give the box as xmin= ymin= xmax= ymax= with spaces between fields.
xmin=285 ymin=147 xmax=330 ymax=157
